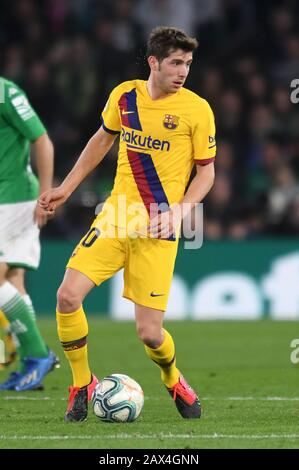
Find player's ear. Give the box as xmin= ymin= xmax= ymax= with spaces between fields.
xmin=148 ymin=55 xmax=159 ymax=72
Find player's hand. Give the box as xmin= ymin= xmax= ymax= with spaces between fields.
xmin=38 ymin=186 xmax=70 ymax=212
xmin=148 ymin=203 xmax=182 ymax=239
xmin=34 ymin=203 xmax=54 ymax=228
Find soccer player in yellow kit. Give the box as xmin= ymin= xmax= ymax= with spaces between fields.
xmin=39 ymin=27 xmax=216 ymax=421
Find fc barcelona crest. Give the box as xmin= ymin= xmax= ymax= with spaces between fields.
xmin=163 ymin=114 xmax=180 ymax=130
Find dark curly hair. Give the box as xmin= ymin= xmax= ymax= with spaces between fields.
xmin=147 ymin=26 xmax=198 ymax=62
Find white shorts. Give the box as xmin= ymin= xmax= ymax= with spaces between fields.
xmin=0 ymin=200 xmax=40 ymax=270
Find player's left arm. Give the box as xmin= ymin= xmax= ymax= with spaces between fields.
xmin=149 ymin=163 xmax=215 ymax=238
xmin=32 ymin=133 xmax=54 ymax=227
xmin=181 ymin=162 xmax=215 ymax=206
xmin=150 ymin=99 xmax=216 ymax=238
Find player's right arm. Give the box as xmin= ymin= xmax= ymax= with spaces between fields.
xmin=39 ymin=84 xmax=122 ymax=211
xmin=39 ymin=127 xmax=117 ymax=210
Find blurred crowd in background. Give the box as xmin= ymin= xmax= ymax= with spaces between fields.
xmin=1 ymin=0 xmax=299 ymax=240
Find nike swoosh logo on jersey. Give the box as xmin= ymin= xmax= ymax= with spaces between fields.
xmin=150 ymin=292 xmax=165 ymax=297
xmin=121 ymin=109 xmax=135 ymax=115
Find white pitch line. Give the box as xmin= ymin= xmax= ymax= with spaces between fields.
xmin=2 ymin=396 xmax=59 ymax=400
xmin=2 ymin=396 xmax=299 ymax=401
xmin=0 ymin=433 xmax=299 ymax=441
xmin=219 ymin=397 xmax=299 ymax=401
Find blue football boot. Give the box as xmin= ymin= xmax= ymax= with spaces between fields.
xmin=15 ymin=349 xmax=60 ymax=392
xmin=0 ymin=371 xmax=23 ymax=390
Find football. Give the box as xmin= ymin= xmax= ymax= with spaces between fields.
xmin=92 ymin=373 xmax=144 ymax=423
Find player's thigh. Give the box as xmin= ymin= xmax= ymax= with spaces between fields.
xmin=57 ymin=268 xmax=96 ymax=309
xmin=124 ymin=238 xmax=179 ymax=311
xmin=66 ymin=226 xmax=126 ymax=286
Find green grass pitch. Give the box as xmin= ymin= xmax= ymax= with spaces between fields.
xmin=0 ymin=319 xmax=298 ymax=449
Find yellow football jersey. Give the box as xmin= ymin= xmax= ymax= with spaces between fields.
xmin=67 ymin=81 xmax=217 ymax=307
xmin=100 ymin=79 xmax=216 ymax=233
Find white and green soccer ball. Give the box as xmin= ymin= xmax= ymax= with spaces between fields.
xmin=92 ymin=374 xmax=144 ymax=423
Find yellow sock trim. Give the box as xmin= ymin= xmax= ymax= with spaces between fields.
xmin=144 ymin=329 xmax=180 ymax=388
xmin=56 ymin=306 xmax=91 ymax=388
xmin=0 ymin=309 xmax=10 ymax=331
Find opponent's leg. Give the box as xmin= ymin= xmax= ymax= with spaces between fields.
xmin=0 ymin=266 xmax=59 ymax=390
xmin=6 ymin=268 xmax=48 ymax=360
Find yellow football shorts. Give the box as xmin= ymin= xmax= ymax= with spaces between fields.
xmin=66 ymin=223 xmax=179 ymax=311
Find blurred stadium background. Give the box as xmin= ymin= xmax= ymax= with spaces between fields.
xmin=1 ymin=0 xmax=299 ymax=320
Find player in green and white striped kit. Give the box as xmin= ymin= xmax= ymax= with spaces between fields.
xmin=0 ymin=77 xmax=59 ymax=391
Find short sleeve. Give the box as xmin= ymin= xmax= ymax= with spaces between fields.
xmin=192 ymin=101 xmax=216 ymax=166
xmin=3 ymin=82 xmax=46 ymax=141
xmin=101 ymin=86 xmax=121 ymax=134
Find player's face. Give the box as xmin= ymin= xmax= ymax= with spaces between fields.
xmin=153 ymin=49 xmax=193 ymax=94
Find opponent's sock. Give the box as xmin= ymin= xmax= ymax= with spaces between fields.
xmin=23 ymin=294 xmax=36 ymax=321
xmin=20 ymin=293 xmax=48 ymax=372
xmin=144 ymin=328 xmax=180 ymax=388
xmin=57 ymin=306 xmax=91 ymax=388
xmin=0 ymin=282 xmax=48 ymax=365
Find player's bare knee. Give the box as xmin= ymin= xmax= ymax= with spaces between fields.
xmin=57 ymin=285 xmax=81 ymax=313
xmin=137 ymin=326 xmax=162 ymax=348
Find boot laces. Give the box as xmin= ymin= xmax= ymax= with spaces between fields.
xmin=172 ymin=380 xmax=192 ymax=402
